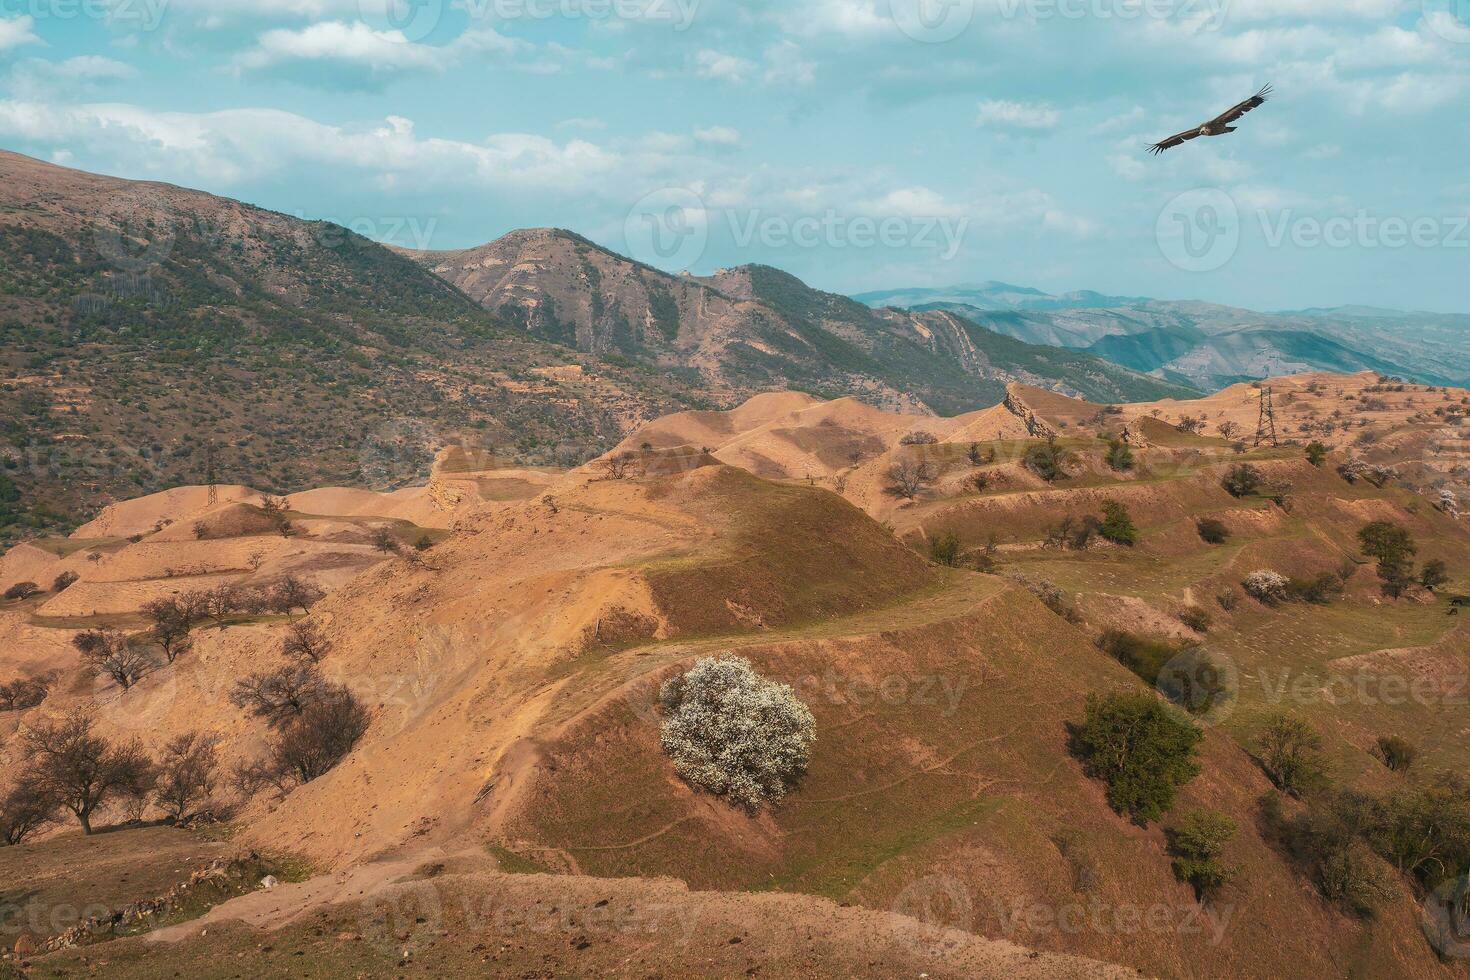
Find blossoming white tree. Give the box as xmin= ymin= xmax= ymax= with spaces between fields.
xmin=658 ymin=656 xmax=815 ymax=809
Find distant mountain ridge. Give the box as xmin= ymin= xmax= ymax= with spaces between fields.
xmin=401 ymin=229 xmax=1197 ymax=415
xmin=858 ymin=284 xmax=1470 ymax=390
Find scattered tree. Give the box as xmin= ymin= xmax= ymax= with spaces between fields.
xmin=1072 ymin=692 xmax=1201 ymax=824
xmin=230 ymin=663 xmax=328 ymax=727
xmin=269 ymin=575 xmax=322 ymax=619
xmin=1179 ymin=606 xmax=1211 ymax=633
xmin=886 ymin=460 xmax=936 ymax=500
xmin=141 ymin=597 xmax=196 ymax=664
xmin=1257 ymin=714 xmax=1329 ymax=797
xmin=22 ymin=711 xmax=157 ymax=834
xmin=1169 ymin=809 xmax=1237 ymax=901
xmin=1373 ymin=735 xmax=1417 ymax=773
xmin=1023 ymin=439 xmax=1070 ymax=483
xmin=1099 ymin=500 xmax=1139 ymax=546
xmin=1358 ymin=521 xmax=1417 ymax=598
xmin=1 ymin=781 xmax=57 ymax=846
xmin=1420 ymin=559 xmax=1450 ymax=592
xmin=899 ymin=431 xmax=938 ymax=446
xmin=368 ymin=526 xmax=399 ymax=555
xmin=1305 ymin=441 xmax=1329 ymax=467
xmin=1222 ymin=463 xmax=1264 ymax=498
xmin=52 ymin=571 xmax=79 ymax=593
xmin=154 ymin=732 xmax=219 ymax=822
xmin=72 ymin=630 xmax=156 ymax=690
xmin=1105 ymin=439 xmax=1134 ymax=472
xmin=929 ymin=531 xmax=962 ymax=567
xmin=1196 ymin=518 xmax=1229 ymax=544
xmin=1243 ymin=570 xmax=1291 ymax=605
xmin=3 ymin=581 xmax=40 ymax=601
xmin=0 ymin=675 xmax=49 ymax=711
xmin=281 ymin=621 xmax=331 ymax=663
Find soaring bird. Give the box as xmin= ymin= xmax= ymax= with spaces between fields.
xmin=1147 ymin=84 xmax=1272 ymax=155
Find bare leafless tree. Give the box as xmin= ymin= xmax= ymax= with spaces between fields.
xmin=154 ymin=731 xmax=219 ymax=822
xmin=22 ymin=710 xmax=156 ymax=834
xmin=269 ymin=575 xmax=322 ymax=619
xmin=141 ymin=597 xmax=196 ymax=663
xmin=281 ymin=621 xmax=331 ymax=663
xmin=230 ymin=663 xmax=327 ymax=727
xmin=1 ymin=781 xmax=57 ymax=845
xmin=72 ymin=630 xmax=156 ymax=690
xmin=886 ymin=460 xmax=936 ymax=500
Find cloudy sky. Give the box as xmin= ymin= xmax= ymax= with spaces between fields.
xmin=1 ymin=0 xmax=1466 ymax=312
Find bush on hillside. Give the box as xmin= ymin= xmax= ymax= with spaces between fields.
xmin=1263 ymin=791 xmax=1393 ymax=917
xmin=899 ymin=431 xmax=938 ymax=446
xmin=659 ymin=656 xmax=815 ymax=809
xmin=1023 ymin=440 xmax=1070 ymax=483
xmin=929 ymin=531 xmax=962 ymax=567
xmin=3 ymin=581 xmax=40 ymax=601
xmin=1179 ymin=606 xmax=1211 ymax=633
xmin=52 ymin=571 xmax=79 ymax=593
xmin=1243 ymin=570 xmax=1290 ymax=605
xmin=1072 ymin=692 xmax=1202 ymax=824
xmin=1222 ymin=463 xmax=1264 ymax=498
xmin=1105 ymin=439 xmax=1134 ymax=472
xmin=1168 ymin=809 xmax=1238 ymax=901
xmin=1195 ymin=518 xmax=1230 ymax=545
xmin=1257 ymin=714 xmax=1329 ymax=797
xmin=1099 ymin=500 xmax=1139 ymax=546
xmin=1373 ymin=735 xmax=1417 ymax=773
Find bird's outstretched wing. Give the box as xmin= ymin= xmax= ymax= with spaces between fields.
xmin=1212 ymin=83 xmax=1272 ymax=126
xmin=1147 ymin=129 xmax=1203 ymax=155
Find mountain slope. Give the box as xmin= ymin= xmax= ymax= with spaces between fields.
xmin=404 ymin=230 xmax=1197 ymax=415
xmin=0 ymin=151 xmax=700 ymax=541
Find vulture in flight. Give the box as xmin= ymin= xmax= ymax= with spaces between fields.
xmin=1147 ymin=84 xmax=1272 ymax=155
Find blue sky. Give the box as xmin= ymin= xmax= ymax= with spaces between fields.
xmin=0 ymin=0 xmax=1466 ymax=312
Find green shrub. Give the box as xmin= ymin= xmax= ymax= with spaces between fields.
xmin=1286 ymin=572 xmax=1345 ymax=605
xmin=1196 ymin=518 xmax=1229 ymax=544
xmin=1072 ymin=692 xmax=1202 ymax=824
xmin=1105 ymin=439 xmax=1134 ymax=472
xmin=1099 ymin=500 xmax=1139 ymax=546
xmin=1305 ymin=441 xmax=1329 ymax=467
xmin=1264 ymin=791 xmax=1393 ymax=917
xmin=1169 ymin=809 xmax=1237 ymax=901
xmin=1373 ymin=735 xmax=1417 ymax=773
xmin=1222 ymin=463 xmax=1264 ymax=498
xmin=1179 ymin=606 xmax=1211 ymax=633
xmin=1097 ymin=629 xmax=1180 ymax=684
xmin=1257 ymin=714 xmax=1329 ymax=797
xmin=929 ymin=531 xmax=962 ymax=567
xmin=1023 ymin=440 xmax=1070 ymax=483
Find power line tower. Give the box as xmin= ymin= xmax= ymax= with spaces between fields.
xmin=205 ymin=438 xmax=217 ymax=507
xmin=1254 ymin=387 xmax=1279 ymax=448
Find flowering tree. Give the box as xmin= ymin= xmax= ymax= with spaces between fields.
xmin=658 ymin=656 xmax=815 ymax=809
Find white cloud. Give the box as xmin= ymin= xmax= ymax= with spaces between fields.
xmin=694 ymin=49 xmax=757 ymax=82
xmin=0 ymin=15 xmax=39 ymax=51
xmin=859 ymin=186 xmax=963 ymax=218
xmin=0 ymin=101 xmax=617 ymax=189
xmin=763 ymin=40 xmax=816 ymax=85
xmin=7 ymin=57 xmax=138 ymax=100
xmin=1224 ymin=0 xmax=1406 ymax=21
xmin=975 ymin=99 xmax=1059 ymax=130
xmin=236 ymin=21 xmax=520 ymax=76
xmin=694 ymin=126 xmax=742 ymax=147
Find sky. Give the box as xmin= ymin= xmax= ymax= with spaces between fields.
xmin=0 ymin=0 xmax=1467 ymax=313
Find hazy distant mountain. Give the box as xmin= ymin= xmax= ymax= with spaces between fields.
xmin=861 ymin=285 xmax=1470 ymax=391
xmin=402 ymin=230 xmax=1196 ymax=415
xmin=854 ymin=282 xmax=1150 ymax=313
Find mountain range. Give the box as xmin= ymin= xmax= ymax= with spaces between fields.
xmin=856 ymin=284 xmax=1470 ymax=391
xmin=0 ymin=150 xmax=1188 ymax=535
